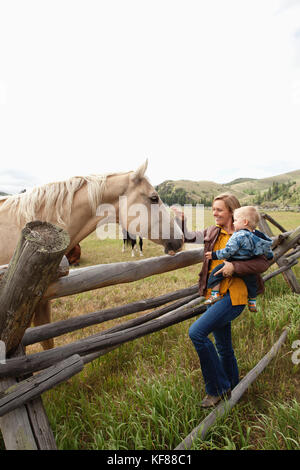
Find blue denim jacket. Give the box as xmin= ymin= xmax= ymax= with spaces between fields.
xmin=212 ymin=229 xmax=274 ymax=261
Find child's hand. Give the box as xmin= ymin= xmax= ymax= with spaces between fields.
xmin=205 ymin=251 xmax=212 ymax=260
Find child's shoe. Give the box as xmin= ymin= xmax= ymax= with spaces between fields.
xmin=204 ymin=291 xmax=222 ymax=305
xmin=248 ymin=298 xmax=257 ymax=312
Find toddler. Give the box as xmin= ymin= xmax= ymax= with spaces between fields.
xmin=205 ymin=206 xmax=274 ymax=311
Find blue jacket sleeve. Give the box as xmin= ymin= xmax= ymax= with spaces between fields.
xmin=213 ymin=233 xmax=241 ymax=260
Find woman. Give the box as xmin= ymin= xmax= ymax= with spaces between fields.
xmin=173 ymin=193 xmax=270 ymax=408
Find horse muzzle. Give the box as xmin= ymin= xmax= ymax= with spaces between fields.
xmin=164 ymin=238 xmax=184 ymax=255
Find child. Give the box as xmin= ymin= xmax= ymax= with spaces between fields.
xmin=204 ymin=206 xmax=274 ymax=312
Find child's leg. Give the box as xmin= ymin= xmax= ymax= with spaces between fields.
xmin=247 ymin=299 xmax=257 ymax=312
xmin=211 ymin=283 xmax=220 ymax=292
xmin=242 ymin=274 xmax=258 ymax=312
xmin=205 ymin=265 xmax=226 ymax=305
xmin=207 ymin=263 xmax=225 ymax=289
xmin=204 ymin=289 xmax=223 ymax=305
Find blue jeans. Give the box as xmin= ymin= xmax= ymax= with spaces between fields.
xmin=189 ymin=292 xmax=245 ymax=396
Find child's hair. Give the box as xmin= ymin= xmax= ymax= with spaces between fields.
xmin=234 ymin=206 xmax=260 ymax=230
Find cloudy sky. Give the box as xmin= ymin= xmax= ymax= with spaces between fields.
xmin=0 ymin=0 xmax=300 ymax=193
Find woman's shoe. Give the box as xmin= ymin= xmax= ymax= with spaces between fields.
xmin=201 ymin=389 xmax=231 ymax=408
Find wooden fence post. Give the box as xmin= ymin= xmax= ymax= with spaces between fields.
xmin=0 ymin=221 xmax=70 ymax=354
xmin=0 ymin=221 xmax=69 ymax=450
xmin=0 ymin=346 xmax=58 ymax=450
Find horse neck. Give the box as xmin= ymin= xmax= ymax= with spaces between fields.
xmin=102 ymin=172 xmax=130 ymax=205
xmin=67 ymin=173 xmax=130 ymax=248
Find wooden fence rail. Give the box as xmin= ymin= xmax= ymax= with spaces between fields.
xmin=262 ymin=259 xmax=299 ymax=282
xmin=261 ymin=212 xmax=287 ymax=233
xmin=259 ymin=221 xmax=300 ymax=293
xmin=43 ymin=248 xmax=204 ymax=300
xmin=43 ymin=225 xmax=300 ymax=301
xmin=22 ymin=285 xmax=199 ymax=347
xmin=0 ymin=297 xmax=206 ymax=378
xmin=0 ymin=355 xmax=83 ymax=417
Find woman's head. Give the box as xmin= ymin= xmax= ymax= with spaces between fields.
xmin=212 ymin=193 xmax=241 ymax=228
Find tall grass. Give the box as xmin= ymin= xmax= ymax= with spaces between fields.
xmin=0 ymin=210 xmax=299 ymax=450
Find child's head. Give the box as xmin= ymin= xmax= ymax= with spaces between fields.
xmin=233 ymin=206 xmax=260 ymax=231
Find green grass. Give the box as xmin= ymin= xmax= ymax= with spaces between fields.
xmin=0 ymin=211 xmax=299 ymax=450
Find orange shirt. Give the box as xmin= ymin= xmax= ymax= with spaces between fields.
xmin=206 ymin=226 xmax=248 ymax=306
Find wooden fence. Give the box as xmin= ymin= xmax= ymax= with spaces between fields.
xmin=0 ymin=215 xmax=299 ymax=450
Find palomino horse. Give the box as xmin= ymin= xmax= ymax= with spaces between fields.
xmin=0 ymin=160 xmax=183 ymax=349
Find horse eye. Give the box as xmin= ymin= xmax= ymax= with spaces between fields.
xmin=150 ymin=195 xmax=159 ymax=203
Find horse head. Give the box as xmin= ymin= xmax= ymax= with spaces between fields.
xmin=118 ymin=160 xmax=184 ymax=255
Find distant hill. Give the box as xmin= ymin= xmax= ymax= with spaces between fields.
xmin=225 ymin=177 xmax=257 ymax=185
xmin=0 ymin=192 xmax=9 ymax=196
xmin=155 ymin=169 xmax=300 ymax=209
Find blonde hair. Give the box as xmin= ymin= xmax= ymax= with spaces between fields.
xmin=234 ymin=206 xmax=260 ymax=230
xmin=213 ymin=193 xmax=241 ymax=216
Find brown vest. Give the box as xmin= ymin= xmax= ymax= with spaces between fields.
xmin=198 ymin=225 xmax=221 ymax=295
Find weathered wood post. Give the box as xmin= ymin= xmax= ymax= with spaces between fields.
xmin=0 ymin=221 xmax=69 ymax=450
xmin=0 ymin=221 xmax=70 ymax=354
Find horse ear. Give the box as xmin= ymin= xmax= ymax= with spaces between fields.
xmin=131 ymin=159 xmax=148 ymax=182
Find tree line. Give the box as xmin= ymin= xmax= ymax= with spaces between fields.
xmin=156 ymin=179 xmax=300 ymax=207
xmin=155 ymin=185 xmax=213 ymax=206
xmin=252 ymin=180 xmax=298 ymax=205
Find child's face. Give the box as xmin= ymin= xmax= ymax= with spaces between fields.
xmin=233 ymin=215 xmax=248 ymax=231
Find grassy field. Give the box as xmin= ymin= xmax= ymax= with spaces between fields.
xmin=1 ymin=211 xmax=299 ymax=450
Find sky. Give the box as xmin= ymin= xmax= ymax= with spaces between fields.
xmin=0 ymin=0 xmax=300 ymax=194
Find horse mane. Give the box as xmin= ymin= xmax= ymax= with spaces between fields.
xmin=0 ymin=174 xmax=112 ymax=226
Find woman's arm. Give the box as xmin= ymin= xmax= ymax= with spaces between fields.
xmin=173 ymin=208 xmax=204 ymax=244
xmin=215 ymin=256 xmax=270 ymax=278
xmin=231 ymin=256 xmax=271 ymax=275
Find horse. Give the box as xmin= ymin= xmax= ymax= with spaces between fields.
xmin=122 ymin=229 xmax=143 ymax=257
xmin=0 ymin=160 xmax=183 ymax=349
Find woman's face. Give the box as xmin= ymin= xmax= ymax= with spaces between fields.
xmin=212 ymin=200 xmax=233 ymax=227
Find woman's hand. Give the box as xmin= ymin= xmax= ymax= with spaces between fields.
xmin=170 ymin=206 xmax=184 ymax=220
xmin=214 ymin=261 xmax=234 ymax=277
xmin=205 ymin=251 xmax=212 ymax=260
